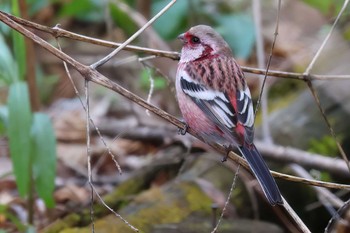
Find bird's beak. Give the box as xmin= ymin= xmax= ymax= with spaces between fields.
xmin=177 ymin=33 xmax=185 ymax=43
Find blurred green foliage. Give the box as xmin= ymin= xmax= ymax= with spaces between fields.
xmin=303 ymin=0 xmax=344 ymax=16
xmin=0 ymin=204 xmax=26 ymax=232
xmin=139 ymin=68 xmax=167 ymax=91
xmin=214 ymin=14 xmax=255 ymax=59
xmin=58 ymin=0 xmax=105 ymax=22
xmin=109 ymin=3 xmax=137 ymax=36
xmin=308 ymin=135 xmax=339 ymax=156
xmin=151 ymin=0 xmax=255 ymax=60
xmin=0 ymin=0 xmax=57 ymax=219
xmin=152 ymin=0 xmax=189 ymax=40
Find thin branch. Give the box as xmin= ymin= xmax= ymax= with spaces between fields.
xmin=306 ymin=81 xmax=350 ymax=173
xmin=85 ymin=80 xmax=95 ymax=232
xmin=255 ymin=141 xmax=350 ymax=178
xmin=2 ymin=10 xmax=350 ymax=81
xmin=302 ymin=0 xmax=350 ymax=174
xmin=290 ymin=164 xmax=344 ymax=209
xmin=226 ymin=150 xmax=350 ymax=190
xmin=252 ymin=0 xmax=281 ymax=143
xmin=281 ymin=196 xmax=311 ymax=233
xmin=325 ymin=199 xmax=350 ymax=232
xmin=304 ymin=0 xmax=350 ymax=74
xmin=90 ymin=0 xmax=177 ymax=68
xmin=56 ymin=38 xmax=123 ymax=175
xmin=1 ymin=11 xmax=349 ymax=191
xmin=91 ymin=185 xmax=139 ymax=232
xmin=211 ymin=165 xmax=240 ymax=233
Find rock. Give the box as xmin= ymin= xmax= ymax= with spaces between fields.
xmin=55 ymin=153 xmax=283 ymax=233
xmin=260 ymin=1 xmax=350 ymax=150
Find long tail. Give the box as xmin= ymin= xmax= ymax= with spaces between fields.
xmin=239 ymin=144 xmax=283 ymax=205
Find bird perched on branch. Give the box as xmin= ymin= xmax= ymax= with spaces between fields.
xmin=175 ymin=25 xmax=283 ymax=205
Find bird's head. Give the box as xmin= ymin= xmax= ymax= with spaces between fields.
xmin=178 ymin=25 xmax=232 ymax=62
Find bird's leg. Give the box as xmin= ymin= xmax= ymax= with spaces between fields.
xmin=221 ymin=152 xmax=229 ymax=163
xmin=178 ymin=122 xmax=189 ymax=135
xmin=221 ymin=145 xmax=233 ymax=163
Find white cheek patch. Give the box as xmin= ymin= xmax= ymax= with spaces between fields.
xmin=180 ymin=46 xmax=204 ymax=62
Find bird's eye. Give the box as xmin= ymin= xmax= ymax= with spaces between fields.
xmin=191 ymin=36 xmax=200 ymax=44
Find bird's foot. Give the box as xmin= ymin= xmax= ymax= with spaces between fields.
xmin=178 ymin=122 xmax=189 ymax=135
xmin=221 ymin=145 xmax=232 ymax=163
xmin=221 ymin=152 xmax=229 ymax=163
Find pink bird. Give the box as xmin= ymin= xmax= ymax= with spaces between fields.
xmin=176 ymin=25 xmax=283 ymax=205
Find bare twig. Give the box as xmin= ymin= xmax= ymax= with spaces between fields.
xmin=325 ymin=199 xmax=350 ymax=233
xmin=226 ymin=150 xmax=350 ymax=190
xmin=90 ymin=0 xmax=176 ymax=68
xmin=302 ymin=0 xmax=350 ymax=174
xmin=2 ymin=11 xmax=350 ymax=81
xmin=55 ymin=38 xmax=123 ymax=175
xmin=290 ymin=164 xmax=344 ymax=208
xmin=91 ymin=185 xmax=139 ymax=232
xmin=304 ymin=0 xmax=350 ymax=74
xmin=85 ymin=80 xmax=95 ymax=232
xmin=3 ymin=11 xmax=350 ymax=233
xmin=1 ymin=11 xmax=348 ymax=191
xmin=252 ymin=0 xmax=281 ymax=143
xmin=211 ymin=165 xmax=240 ymax=233
xmin=281 ymin=197 xmax=312 ymax=233
xmin=255 ymin=141 xmax=350 ymax=178
xmin=306 ymin=81 xmax=350 ymax=173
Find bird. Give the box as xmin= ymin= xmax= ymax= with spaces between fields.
xmin=175 ymin=25 xmax=283 ymax=205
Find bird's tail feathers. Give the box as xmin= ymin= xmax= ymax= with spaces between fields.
xmin=239 ymin=144 xmax=283 ymax=205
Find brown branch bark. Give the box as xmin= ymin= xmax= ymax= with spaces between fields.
xmin=255 ymin=141 xmax=350 ymax=178
xmin=1 ymin=10 xmax=350 ymax=81
xmin=1 ymin=9 xmax=349 ymax=189
xmin=3 ymin=11 xmax=349 ymax=233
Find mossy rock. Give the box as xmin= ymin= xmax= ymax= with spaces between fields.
xmin=60 ymin=181 xmax=213 ymax=233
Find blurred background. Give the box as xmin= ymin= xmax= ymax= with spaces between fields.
xmin=0 ymin=0 xmax=350 ymax=232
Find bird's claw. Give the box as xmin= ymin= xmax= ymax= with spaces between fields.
xmin=221 ymin=154 xmax=228 ymax=163
xmin=221 ymin=146 xmax=231 ymax=163
xmin=178 ymin=122 xmax=189 ymax=135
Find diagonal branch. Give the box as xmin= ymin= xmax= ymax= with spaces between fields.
xmin=90 ymin=0 xmax=176 ymax=68
xmin=0 ymin=10 xmax=349 ymax=191
xmin=302 ymin=0 xmax=350 ymax=174
xmin=1 ymin=10 xmax=350 ymax=81
xmin=2 ymin=10 xmax=350 ymax=233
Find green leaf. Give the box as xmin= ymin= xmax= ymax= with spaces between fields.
xmin=151 ymin=0 xmax=189 ymax=40
xmin=11 ymin=0 xmax=26 ymax=81
xmin=8 ymin=82 xmax=32 ymax=197
xmin=109 ymin=3 xmax=137 ymax=36
xmin=31 ymin=113 xmax=57 ymax=208
xmin=0 ymin=33 xmax=18 ymax=84
xmin=0 ymin=106 xmax=8 ymax=135
xmin=214 ymin=14 xmax=255 ymax=59
xmin=303 ymin=0 xmax=343 ymax=16
xmin=0 ymin=204 xmax=26 ymax=232
xmin=0 ymin=3 xmax=11 ymax=35
xmin=140 ymin=68 xmax=166 ymax=91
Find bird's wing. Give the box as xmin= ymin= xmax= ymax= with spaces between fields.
xmin=235 ymin=85 xmax=255 ymax=143
xmin=179 ymin=59 xmax=255 ymax=144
